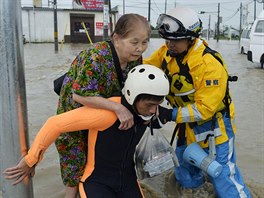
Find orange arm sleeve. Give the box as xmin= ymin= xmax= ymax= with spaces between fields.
xmin=24 ymin=97 xmax=120 ymax=167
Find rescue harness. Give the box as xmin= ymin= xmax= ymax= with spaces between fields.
xmin=164 ymin=46 xmax=238 ymax=146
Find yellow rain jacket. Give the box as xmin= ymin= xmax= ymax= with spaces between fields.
xmin=144 ymin=39 xmax=236 ymax=148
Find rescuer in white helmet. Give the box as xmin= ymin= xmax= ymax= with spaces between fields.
xmin=4 ymin=64 xmax=175 ymax=198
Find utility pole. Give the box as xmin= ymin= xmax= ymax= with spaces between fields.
xmin=240 ymin=2 xmax=242 ymax=36
xmin=217 ymin=3 xmax=220 ymax=42
xmin=254 ymin=0 xmax=257 ymax=20
xmin=123 ymin=0 xmax=125 ymax=14
xmin=103 ymin=0 xmax=109 ymax=40
xmin=198 ymin=11 xmax=217 ymax=40
xmin=148 ymin=0 xmax=151 ymax=22
xmin=165 ymin=0 xmax=167 ymax=14
xmin=0 ymin=0 xmax=33 ymax=197
xmin=208 ymin=14 xmax=211 ymax=40
xmin=53 ymin=0 xmax=58 ymax=52
xmin=109 ymin=0 xmax=113 ymax=34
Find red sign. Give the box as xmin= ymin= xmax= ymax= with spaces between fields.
xmin=96 ymin=22 xmax=104 ymax=27
xmin=96 ymin=22 xmax=104 ymax=36
xmin=81 ymin=0 xmax=104 ymax=11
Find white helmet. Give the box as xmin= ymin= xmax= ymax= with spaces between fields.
xmin=157 ymin=7 xmax=202 ymax=40
xmin=123 ymin=64 xmax=169 ymax=105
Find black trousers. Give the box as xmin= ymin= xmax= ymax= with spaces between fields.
xmin=83 ymin=179 xmax=143 ymax=198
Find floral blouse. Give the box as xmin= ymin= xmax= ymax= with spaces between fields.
xmin=57 ymin=41 xmax=142 ymax=114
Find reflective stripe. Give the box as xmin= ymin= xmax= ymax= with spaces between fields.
xmin=181 ymin=107 xmax=191 ymax=122
xmin=187 ymin=105 xmax=195 ymax=122
xmin=227 ymin=138 xmax=248 ymax=198
xmin=195 ymin=127 xmax=222 ymax=142
xmin=181 ymin=104 xmax=202 ymax=123
xmin=174 ymin=88 xmax=195 ymax=96
xmin=192 ymin=104 xmax=203 ymax=122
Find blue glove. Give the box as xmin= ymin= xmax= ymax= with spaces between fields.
xmin=172 ymin=107 xmax=178 ymax=121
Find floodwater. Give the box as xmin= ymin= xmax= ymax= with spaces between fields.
xmin=1 ymin=39 xmax=264 ymax=197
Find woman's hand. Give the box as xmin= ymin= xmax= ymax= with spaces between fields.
xmin=114 ymin=103 xmax=134 ymax=130
xmin=3 ymin=157 xmax=35 ymax=185
xmin=72 ymin=93 xmax=79 ymax=102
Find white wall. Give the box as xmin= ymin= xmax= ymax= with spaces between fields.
xmin=22 ymin=8 xmax=103 ymax=42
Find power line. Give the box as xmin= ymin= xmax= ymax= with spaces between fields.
xmin=152 ymin=0 xmax=163 ymax=13
xmin=224 ymin=8 xmax=240 ymax=22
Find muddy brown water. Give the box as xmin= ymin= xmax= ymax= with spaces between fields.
xmin=1 ymin=39 xmax=263 ymax=197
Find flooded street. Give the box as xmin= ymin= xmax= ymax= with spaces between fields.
xmin=1 ymin=39 xmax=264 ymax=197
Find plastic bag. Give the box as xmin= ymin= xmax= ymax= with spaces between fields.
xmin=135 ymin=127 xmax=179 ymax=180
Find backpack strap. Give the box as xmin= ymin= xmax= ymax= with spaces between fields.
xmin=162 ymin=58 xmax=170 ymax=78
xmin=202 ymin=46 xmax=224 ymax=65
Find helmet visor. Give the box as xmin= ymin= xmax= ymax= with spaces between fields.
xmin=157 ymin=14 xmax=185 ymax=34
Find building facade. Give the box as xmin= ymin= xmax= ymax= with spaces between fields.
xmin=22 ymin=7 xmax=116 ymax=43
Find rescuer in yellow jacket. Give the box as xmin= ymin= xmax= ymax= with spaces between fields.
xmin=144 ymin=6 xmax=252 ymax=198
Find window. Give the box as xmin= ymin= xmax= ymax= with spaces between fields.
xmin=241 ymin=30 xmax=247 ymax=38
xmin=74 ymin=22 xmax=90 ymax=33
xmin=255 ymin=20 xmax=264 ymax=33
xmin=246 ymin=29 xmax=251 ymax=38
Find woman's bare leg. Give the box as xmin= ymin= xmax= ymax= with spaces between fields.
xmin=65 ymin=186 xmax=78 ymax=198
